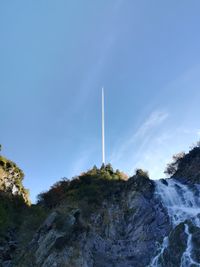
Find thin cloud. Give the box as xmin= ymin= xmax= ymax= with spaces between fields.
xmin=135 ymin=111 xmax=169 ymax=138
xmin=110 ymin=110 xmax=169 ymax=164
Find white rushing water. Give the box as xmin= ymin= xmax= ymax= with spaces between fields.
xmin=150 ymin=179 xmax=200 ymax=267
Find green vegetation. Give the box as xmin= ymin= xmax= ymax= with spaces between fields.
xmin=135 ymin=168 xmax=149 ymax=178
xmin=0 ymin=151 xmax=35 ymax=247
xmin=0 ymin=148 xmax=152 ymax=257
xmin=0 ymin=155 xmax=30 ymax=204
xmin=0 ymin=192 xmax=48 ymax=262
xmin=0 ymin=192 xmax=26 ymax=235
xmin=164 ymin=152 xmax=186 ymax=176
xmin=165 ymin=141 xmax=200 ymax=176
xmin=37 ymin=164 xmax=128 ymax=209
xmin=17 ymin=205 xmax=48 ymax=247
xmin=0 ymin=155 xmax=24 ymax=180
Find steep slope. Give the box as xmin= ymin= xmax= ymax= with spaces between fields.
xmin=2 ymin=147 xmax=200 ymax=267
xmin=0 ymin=155 xmax=29 ymax=204
xmin=172 ymin=146 xmax=200 ymax=184
xmin=16 ymin=169 xmax=171 ymax=267
xmin=0 ymin=155 xmax=47 ymax=267
xmin=0 ymin=155 xmax=30 ymax=266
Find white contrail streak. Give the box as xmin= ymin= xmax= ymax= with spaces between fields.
xmin=102 ymin=87 xmax=105 ymax=164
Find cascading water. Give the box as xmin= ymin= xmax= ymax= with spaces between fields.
xmin=150 ymin=179 xmax=200 ymax=267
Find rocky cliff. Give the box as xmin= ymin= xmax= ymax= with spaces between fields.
xmin=1 ymin=147 xmax=200 ymax=267
xmin=16 ymin=172 xmax=171 ymax=267
xmin=0 ymin=156 xmax=29 ymax=204
xmin=0 ymin=155 xmax=31 ymax=267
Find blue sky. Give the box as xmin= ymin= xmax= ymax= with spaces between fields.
xmin=1 ymin=1 xmax=200 ymax=202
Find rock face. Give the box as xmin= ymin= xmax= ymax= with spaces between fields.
xmin=172 ymin=146 xmax=200 ymax=184
xmin=0 ymin=229 xmax=18 ymax=267
xmin=2 ymin=147 xmax=200 ymax=267
xmin=0 ymin=156 xmax=29 ymax=203
xmin=0 ymin=155 xmax=30 ymax=267
xmin=16 ymin=175 xmax=171 ymax=267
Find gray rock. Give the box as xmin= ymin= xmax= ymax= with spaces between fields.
xmin=16 ymin=179 xmax=171 ymax=267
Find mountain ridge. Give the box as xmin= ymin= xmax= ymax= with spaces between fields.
xmin=1 ymin=145 xmax=200 ymax=266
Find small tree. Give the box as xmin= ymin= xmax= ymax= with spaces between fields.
xmin=92 ymin=165 xmax=98 ymax=170
xmin=135 ymin=169 xmax=149 ymax=178
xmin=164 ymin=152 xmax=185 ymax=176
xmin=105 ymin=163 xmax=114 ymax=174
xmin=100 ymin=163 xmax=105 ymax=170
xmin=116 ymin=169 xmax=128 ymax=180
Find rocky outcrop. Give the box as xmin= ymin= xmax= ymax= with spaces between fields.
xmin=0 ymin=156 xmax=29 ymax=204
xmin=16 ymin=174 xmax=171 ymax=267
xmin=0 ymin=229 xmax=18 ymax=267
xmin=3 ymin=146 xmax=200 ymax=266
xmin=162 ymin=223 xmax=187 ymax=266
xmin=0 ymin=155 xmax=30 ymax=267
xmin=172 ymin=146 xmax=200 ymax=184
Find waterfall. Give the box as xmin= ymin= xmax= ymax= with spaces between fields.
xmin=150 ymin=179 xmax=200 ymax=267
xmin=150 ymin=237 xmax=169 ymax=266
xmin=181 ymin=224 xmax=200 ymax=266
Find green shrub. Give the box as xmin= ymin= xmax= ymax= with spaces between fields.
xmin=17 ymin=205 xmax=48 ymax=246
xmin=0 ymin=192 xmax=28 ymax=235
xmin=37 ymin=165 xmax=128 ymax=209
xmin=135 ymin=169 xmax=149 ymax=178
